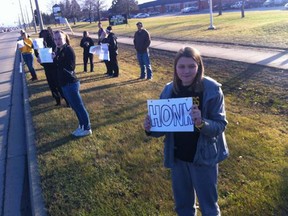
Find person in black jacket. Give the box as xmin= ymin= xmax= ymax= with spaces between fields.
xmin=80 ymin=31 xmax=94 ymax=72
xmin=105 ymin=26 xmax=119 ymax=77
xmin=133 ymin=22 xmax=153 ymax=80
xmin=52 ymin=30 xmax=92 ymax=137
xmin=37 ymin=27 xmax=68 ymax=106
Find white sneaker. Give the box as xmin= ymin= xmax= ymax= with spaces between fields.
xmin=71 ymin=125 xmax=83 ymax=136
xmin=74 ymin=129 xmax=92 ymax=137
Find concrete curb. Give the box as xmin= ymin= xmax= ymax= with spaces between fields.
xmin=20 ymin=50 xmax=47 ymax=216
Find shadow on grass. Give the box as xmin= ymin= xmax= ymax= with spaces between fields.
xmin=37 ymin=135 xmax=73 ymax=155
xmin=81 ymin=78 xmax=145 ymax=94
xmin=279 ymin=166 xmax=288 ymax=215
xmin=221 ymin=64 xmax=263 ymax=93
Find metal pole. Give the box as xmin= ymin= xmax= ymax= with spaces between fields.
xmin=208 ymin=0 xmax=216 ymax=30
xmin=18 ymin=0 xmax=26 ymax=30
xmin=29 ymin=0 xmax=37 ymax=33
xmin=34 ymin=0 xmax=44 ymax=31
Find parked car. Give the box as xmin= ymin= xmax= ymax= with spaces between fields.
xmin=231 ymin=1 xmax=243 ymax=9
xmin=134 ymin=13 xmax=150 ymax=18
xmin=181 ymin=6 xmax=198 ymax=13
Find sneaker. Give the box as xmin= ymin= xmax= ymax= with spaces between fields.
xmin=147 ymin=77 xmax=153 ymax=80
xmin=71 ymin=125 xmax=83 ymax=136
xmin=74 ymin=129 xmax=92 ymax=137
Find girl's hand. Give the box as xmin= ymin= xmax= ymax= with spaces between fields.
xmin=191 ymin=105 xmax=202 ymax=126
xmin=144 ymin=115 xmax=151 ymax=132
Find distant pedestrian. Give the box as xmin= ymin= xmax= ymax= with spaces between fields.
xmin=80 ymin=31 xmax=94 ymax=72
xmin=133 ymin=22 xmax=153 ymax=80
xmin=37 ymin=27 xmax=68 ymax=106
xmin=18 ymin=32 xmax=38 ymax=81
xmin=97 ymin=22 xmax=105 ymax=45
xmin=52 ymin=30 xmax=92 ymax=137
xmin=99 ymin=30 xmax=109 ymax=75
xmin=105 ymin=26 xmax=119 ymax=77
xmin=143 ymin=47 xmax=229 ymax=216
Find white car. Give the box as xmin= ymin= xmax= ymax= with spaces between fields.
xmin=134 ymin=13 xmax=150 ymax=18
xmin=181 ymin=6 xmax=198 ymax=13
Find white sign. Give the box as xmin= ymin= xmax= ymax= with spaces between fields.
xmin=33 ymin=38 xmax=44 ymax=50
xmin=89 ymin=45 xmax=101 ymax=55
xmin=90 ymin=44 xmax=110 ymax=61
xmin=17 ymin=40 xmax=24 ymax=49
xmin=38 ymin=48 xmax=53 ymax=63
xmin=147 ymin=97 xmax=193 ymax=132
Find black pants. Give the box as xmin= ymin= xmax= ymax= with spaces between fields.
xmin=43 ymin=64 xmax=65 ymax=104
xmin=83 ymin=53 xmax=94 ymax=72
xmin=107 ymin=53 xmax=119 ymax=77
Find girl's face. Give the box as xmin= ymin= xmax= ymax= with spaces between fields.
xmin=176 ymin=57 xmax=198 ymax=86
xmin=54 ymin=32 xmax=66 ymax=48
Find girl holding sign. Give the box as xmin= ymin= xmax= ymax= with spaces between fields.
xmin=52 ymin=30 xmax=92 ymax=137
xmin=144 ymin=47 xmax=229 ymax=216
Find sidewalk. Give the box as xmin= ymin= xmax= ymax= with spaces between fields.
xmin=118 ymin=36 xmax=288 ymax=70
xmin=73 ymin=31 xmax=288 ymax=70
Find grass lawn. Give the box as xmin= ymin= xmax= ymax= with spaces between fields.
xmin=26 ymin=10 xmax=288 ymax=215
xmin=70 ymin=10 xmax=288 ymax=49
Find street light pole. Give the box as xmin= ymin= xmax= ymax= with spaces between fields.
xmin=18 ymin=0 xmax=26 ymax=30
xmin=34 ymin=0 xmax=44 ymax=31
xmin=208 ymin=0 xmax=216 ymax=30
xmin=29 ymin=0 xmax=37 ymax=33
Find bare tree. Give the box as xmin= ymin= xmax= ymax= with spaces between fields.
xmin=94 ymin=0 xmax=107 ymax=22
xmin=71 ymin=0 xmax=81 ymax=24
xmin=83 ymin=0 xmax=94 ymax=23
xmin=110 ymin=0 xmax=138 ymax=16
xmin=241 ymin=0 xmax=245 ymax=18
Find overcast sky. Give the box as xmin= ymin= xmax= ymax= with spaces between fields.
xmin=0 ymin=0 xmax=154 ymax=27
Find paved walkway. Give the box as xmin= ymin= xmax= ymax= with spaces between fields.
xmin=72 ymin=30 xmax=288 ymax=70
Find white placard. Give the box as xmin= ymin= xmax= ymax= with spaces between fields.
xmin=38 ymin=48 xmax=53 ymax=63
xmin=147 ymin=97 xmax=193 ymax=132
xmin=90 ymin=44 xmax=110 ymax=61
xmin=89 ymin=45 xmax=101 ymax=55
xmin=33 ymin=38 xmax=44 ymax=50
xmin=17 ymin=40 xmax=24 ymax=49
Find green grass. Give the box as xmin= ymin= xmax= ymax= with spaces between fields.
xmin=26 ymin=12 xmax=288 ymax=215
xmin=70 ymin=10 xmax=288 ymax=48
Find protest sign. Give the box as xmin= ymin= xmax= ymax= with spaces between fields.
xmin=33 ymin=38 xmax=44 ymax=50
xmin=39 ymin=48 xmax=53 ymax=63
xmin=17 ymin=40 xmax=24 ymax=49
xmin=147 ymin=97 xmax=193 ymax=132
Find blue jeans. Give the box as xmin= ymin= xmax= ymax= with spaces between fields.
xmin=61 ymin=81 xmax=91 ymax=130
xmin=22 ymin=53 xmax=37 ymax=79
xmin=137 ymin=52 xmax=152 ymax=79
xmin=171 ymin=159 xmax=220 ymax=216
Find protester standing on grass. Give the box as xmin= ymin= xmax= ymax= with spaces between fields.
xmin=133 ymin=22 xmax=153 ymax=80
xmin=97 ymin=22 xmax=104 ymax=45
xmin=105 ymin=26 xmax=119 ymax=77
xmin=143 ymin=47 xmax=229 ymax=216
xmin=52 ymin=30 xmax=92 ymax=137
xmin=80 ymin=31 xmax=94 ymax=72
xmin=19 ymin=32 xmax=38 ymax=81
xmin=36 ymin=27 xmax=69 ymax=107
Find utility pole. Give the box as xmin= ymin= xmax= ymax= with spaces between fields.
xmin=208 ymin=0 xmax=216 ymax=30
xmin=29 ymin=0 xmax=37 ymax=33
xmin=18 ymin=0 xmax=26 ymax=30
xmin=34 ymin=0 xmax=44 ymax=31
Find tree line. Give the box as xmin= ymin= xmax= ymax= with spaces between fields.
xmin=37 ymin=0 xmax=139 ymax=25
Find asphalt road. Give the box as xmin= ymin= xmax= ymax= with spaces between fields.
xmin=0 ymin=31 xmax=31 ymax=216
